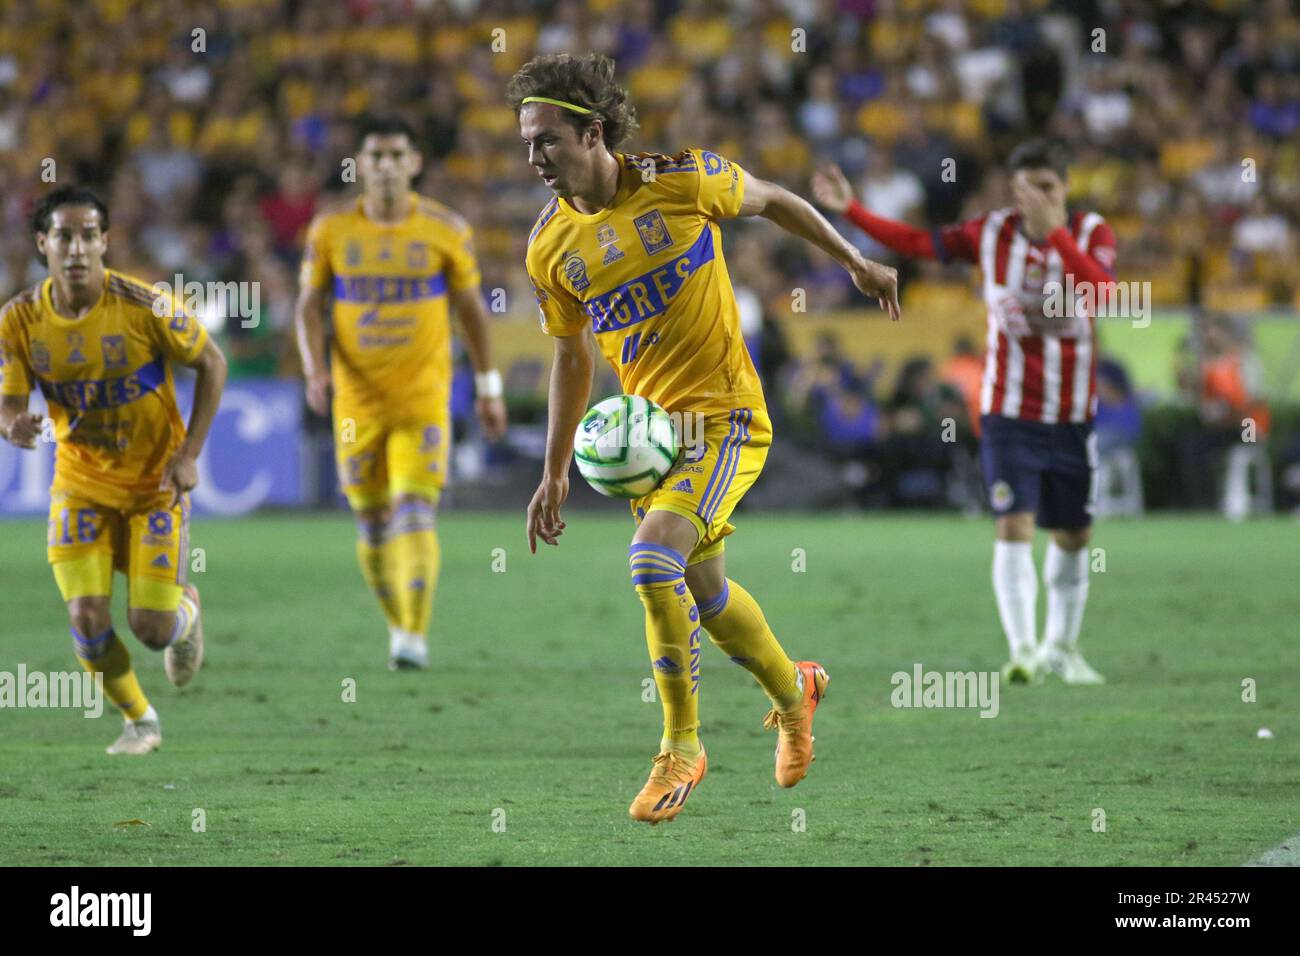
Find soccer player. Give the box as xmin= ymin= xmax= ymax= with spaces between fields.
xmin=295 ymin=116 xmax=507 ymax=670
xmin=0 ymin=185 xmax=227 ymax=754
xmin=511 ymin=53 xmax=900 ymax=824
xmin=813 ymin=138 xmax=1112 ymax=684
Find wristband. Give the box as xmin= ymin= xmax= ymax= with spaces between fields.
xmin=475 ymin=369 xmax=503 ymax=399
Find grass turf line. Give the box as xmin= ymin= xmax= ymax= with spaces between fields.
xmin=0 ymin=512 xmax=1295 ymax=866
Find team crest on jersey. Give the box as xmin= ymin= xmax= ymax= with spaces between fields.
xmin=596 ymin=224 xmax=624 ymax=265
xmin=31 ymin=339 xmax=51 ymax=374
xmin=406 ymin=242 xmax=429 ymax=270
xmin=66 ymin=332 xmax=87 ymax=365
xmin=990 ymin=480 xmax=1014 ymax=512
xmin=346 ymin=241 xmax=362 ymax=267
xmin=147 ymin=511 xmax=174 ymax=537
xmin=563 ymin=251 xmax=590 ymax=292
xmin=634 ymin=210 xmax=673 ymax=256
xmin=101 ymin=335 xmax=127 ymax=369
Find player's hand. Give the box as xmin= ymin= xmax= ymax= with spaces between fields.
xmin=305 ymin=370 xmax=331 ymax=417
xmin=850 ymin=256 xmax=901 ymax=321
xmin=476 ymin=396 xmax=508 ymax=442
xmin=526 ymin=474 xmax=569 ymax=553
xmin=811 ymin=164 xmax=854 ymax=215
xmin=3 ymin=412 xmax=44 ymax=449
xmin=1014 ymin=179 xmax=1066 ymax=238
xmin=160 ymin=452 xmax=199 ymax=509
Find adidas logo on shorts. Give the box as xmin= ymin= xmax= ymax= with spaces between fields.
xmin=671 ymin=478 xmax=694 ymax=493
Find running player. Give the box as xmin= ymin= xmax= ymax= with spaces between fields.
xmin=0 ymin=185 xmax=228 ymax=754
xmin=295 ymin=117 xmax=507 ymax=670
xmin=511 ymin=54 xmax=900 ymax=824
xmin=814 ymin=138 xmax=1112 ymax=684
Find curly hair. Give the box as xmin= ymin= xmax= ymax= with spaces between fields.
xmin=506 ymin=53 xmax=639 ymax=149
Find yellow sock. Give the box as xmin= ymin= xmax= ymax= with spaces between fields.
xmin=74 ymin=627 xmax=149 ymax=721
xmin=356 ymin=533 xmax=400 ymax=629
xmin=390 ymin=500 xmax=440 ymax=637
xmin=630 ymin=543 xmax=701 ymax=758
xmin=697 ymin=579 xmax=800 ymax=710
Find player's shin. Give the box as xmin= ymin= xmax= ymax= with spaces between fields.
xmin=389 ymin=499 xmax=440 ymax=639
xmin=1043 ymin=540 xmax=1089 ymax=648
xmin=355 ymin=518 xmax=400 ymax=629
xmin=992 ymin=540 xmax=1038 ymax=657
xmin=630 ymin=544 xmax=701 ymax=758
xmin=697 ymin=578 xmax=800 ymax=711
xmin=73 ymin=627 xmax=150 ymax=721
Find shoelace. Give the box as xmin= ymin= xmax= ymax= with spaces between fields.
xmin=763 ymin=706 xmax=806 ymax=737
xmin=649 ymin=751 xmax=693 ymax=785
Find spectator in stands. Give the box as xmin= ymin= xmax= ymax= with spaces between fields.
xmin=1094 ymin=357 xmax=1145 ymax=517
xmin=1199 ymin=315 xmax=1273 ymax=519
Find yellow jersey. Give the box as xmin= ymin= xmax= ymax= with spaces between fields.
xmin=300 ymin=193 xmax=482 ymax=422
xmin=0 ymin=270 xmax=208 ymax=511
xmin=525 ymin=147 xmax=765 ymax=418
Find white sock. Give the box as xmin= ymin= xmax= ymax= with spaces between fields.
xmin=1043 ymin=540 xmax=1089 ymax=650
xmin=992 ymin=541 xmax=1037 ymax=658
xmin=134 ymin=705 xmax=158 ymax=725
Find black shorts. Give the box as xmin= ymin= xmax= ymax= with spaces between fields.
xmin=980 ymin=414 xmax=1096 ymax=529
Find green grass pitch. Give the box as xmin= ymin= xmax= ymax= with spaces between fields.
xmin=1 ymin=511 xmax=1296 ymax=866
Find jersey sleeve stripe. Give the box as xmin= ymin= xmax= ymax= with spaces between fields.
xmin=528 ymin=198 xmax=560 ymax=247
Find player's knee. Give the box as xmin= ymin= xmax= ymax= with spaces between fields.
xmin=995 ymin=512 xmax=1035 ymax=542
xmin=629 ymin=542 xmax=687 ymax=596
xmin=1053 ymin=527 xmax=1091 ymax=551
xmin=67 ymin=599 xmax=112 ymax=642
xmin=632 ymin=509 xmax=698 ymax=555
xmin=127 ymin=609 xmax=173 ymax=650
xmin=356 ymin=507 xmax=389 ymax=540
xmin=390 ymin=496 xmax=436 ymax=535
xmin=356 ymin=513 xmax=386 ymax=546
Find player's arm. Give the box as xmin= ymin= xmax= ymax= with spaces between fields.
xmin=0 ymin=324 xmax=40 ymax=447
xmin=445 ymin=218 xmax=507 ymax=442
xmin=526 ymin=328 xmax=594 ymax=553
xmin=812 ymin=163 xmax=970 ymax=262
xmin=0 ymin=394 xmax=42 ymax=449
xmin=740 ymin=173 xmax=900 ymax=320
xmin=162 ymin=335 xmax=228 ymax=508
xmin=295 ymin=214 xmax=333 ymax=417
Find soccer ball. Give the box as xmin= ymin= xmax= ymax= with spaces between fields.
xmin=573 ymin=394 xmax=679 ymax=499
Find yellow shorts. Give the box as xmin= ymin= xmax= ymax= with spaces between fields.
xmin=47 ymin=491 xmax=190 ymax=611
xmin=334 ymin=415 xmax=449 ymax=511
xmin=631 ymin=406 xmax=771 ymax=564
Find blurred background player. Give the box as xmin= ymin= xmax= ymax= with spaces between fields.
xmin=815 ymin=138 xmax=1112 ymax=684
xmin=513 ymin=53 xmax=899 ymax=824
xmin=295 ymin=116 xmax=507 ymax=671
xmin=0 ymin=186 xmax=227 ymax=754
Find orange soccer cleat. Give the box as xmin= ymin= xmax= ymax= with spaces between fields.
xmin=628 ymin=748 xmax=708 ymax=825
xmin=763 ymin=661 xmax=829 ymax=788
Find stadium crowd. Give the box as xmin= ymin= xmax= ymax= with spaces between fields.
xmin=0 ymin=0 xmax=1295 ymax=509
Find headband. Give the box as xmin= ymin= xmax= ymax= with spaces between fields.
xmin=521 ymin=96 xmax=593 ymax=115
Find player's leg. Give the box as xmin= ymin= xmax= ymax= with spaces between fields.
xmin=336 ymin=418 xmax=403 ymax=657
xmin=626 ymin=508 xmax=707 ymax=824
xmin=685 ymin=552 xmax=801 ymax=712
xmin=49 ymin=498 xmax=158 ymax=753
xmin=355 ymin=504 xmax=399 ymax=630
xmin=681 ymin=411 xmax=827 ymax=786
xmin=126 ymin=497 xmax=202 ymax=687
xmin=981 ymin=415 xmax=1044 ymax=682
xmin=385 ymin=422 xmax=448 ymax=669
xmin=1038 ymin=424 xmax=1104 ymax=684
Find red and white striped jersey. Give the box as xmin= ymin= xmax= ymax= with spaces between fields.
xmin=933 ymin=208 xmax=1116 ymax=424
